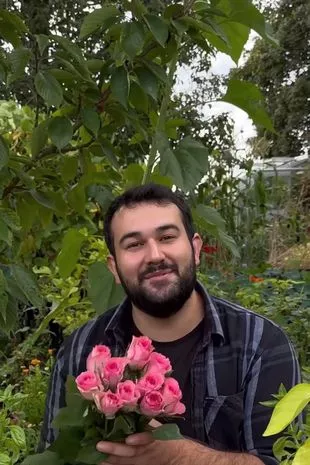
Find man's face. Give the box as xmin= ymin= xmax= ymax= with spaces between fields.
xmin=107 ymin=202 xmax=202 ymax=318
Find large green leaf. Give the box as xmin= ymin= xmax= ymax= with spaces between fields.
xmin=31 ymin=122 xmax=48 ymax=157
xmin=203 ymin=21 xmax=249 ymax=63
xmin=10 ymin=265 xmax=43 ymax=309
xmin=135 ymin=67 xmax=159 ymax=100
xmin=48 ymin=116 xmax=73 ymax=150
xmin=129 ymin=81 xmax=148 ymax=113
xmin=0 ymin=269 xmax=8 ymax=324
xmin=8 ymin=47 xmax=31 ymax=83
xmin=79 ymin=6 xmax=121 ymax=39
xmin=159 ymin=135 xmax=209 ymax=192
xmin=81 ymin=108 xmax=100 ymax=136
xmin=56 ymin=229 xmax=85 ymax=279
xmin=75 ymin=443 xmax=105 ymax=465
xmin=61 ymin=156 xmax=78 ymax=183
xmin=111 ymin=66 xmax=130 ymax=109
xmin=35 ymin=71 xmax=63 ymax=108
xmin=122 ymin=21 xmax=145 ymax=59
xmin=88 ymin=262 xmax=125 ymax=314
xmin=67 ymin=182 xmax=86 ymax=215
xmin=0 ymin=208 xmax=20 ymax=232
xmin=0 ymin=453 xmax=10 ymax=465
xmin=222 ymin=79 xmax=274 ymax=131
xmin=0 ymin=218 xmax=12 ymax=245
xmin=194 ymin=204 xmax=226 ymax=230
xmin=292 ymin=439 xmax=310 ymax=465
xmin=0 ymin=135 xmax=9 ymax=170
xmin=35 ymin=34 xmax=49 ymax=55
xmin=144 ymin=14 xmax=169 ymax=47
xmin=0 ymin=10 xmax=27 ymax=47
xmin=217 ymin=0 xmax=276 ymax=43
xmin=10 ymin=425 xmax=26 ymax=449
xmin=263 ymin=384 xmax=310 ymax=436
xmin=21 ymin=451 xmax=64 ymax=465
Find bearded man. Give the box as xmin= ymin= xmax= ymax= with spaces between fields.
xmin=40 ymin=183 xmax=300 ymax=465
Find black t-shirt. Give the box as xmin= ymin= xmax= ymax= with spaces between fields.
xmin=133 ymin=320 xmax=204 ymax=439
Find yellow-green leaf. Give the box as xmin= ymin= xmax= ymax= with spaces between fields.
xmin=263 ymin=384 xmax=310 ymax=436
xmin=292 ymin=440 xmax=310 ymax=465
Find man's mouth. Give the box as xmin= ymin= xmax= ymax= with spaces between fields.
xmin=144 ymin=269 xmax=174 ymax=280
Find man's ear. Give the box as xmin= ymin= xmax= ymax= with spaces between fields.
xmin=192 ymin=233 xmax=203 ymax=267
xmin=107 ymin=255 xmax=121 ymax=284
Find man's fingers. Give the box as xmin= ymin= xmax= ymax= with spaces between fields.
xmin=125 ymin=431 xmax=154 ymax=446
xmin=97 ymin=441 xmax=137 ymax=457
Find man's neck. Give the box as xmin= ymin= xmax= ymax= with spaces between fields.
xmin=132 ymin=290 xmax=204 ymax=342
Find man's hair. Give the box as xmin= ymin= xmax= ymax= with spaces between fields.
xmin=103 ymin=183 xmax=195 ymax=256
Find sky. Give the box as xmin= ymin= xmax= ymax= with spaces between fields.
xmin=175 ymin=33 xmax=259 ymax=153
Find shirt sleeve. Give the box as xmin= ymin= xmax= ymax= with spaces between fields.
xmin=242 ymin=324 xmax=301 ymax=464
xmin=38 ymin=344 xmax=66 ymax=452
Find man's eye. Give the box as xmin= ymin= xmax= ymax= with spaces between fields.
xmin=127 ymin=242 xmax=143 ymax=249
xmin=161 ymin=235 xmax=175 ymax=241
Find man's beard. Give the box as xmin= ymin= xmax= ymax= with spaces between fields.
xmin=115 ymin=255 xmax=197 ymax=318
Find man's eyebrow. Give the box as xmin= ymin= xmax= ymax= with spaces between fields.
xmin=119 ymin=224 xmax=180 ymax=246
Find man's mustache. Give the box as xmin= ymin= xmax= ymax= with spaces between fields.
xmin=139 ymin=263 xmax=178 ymax=281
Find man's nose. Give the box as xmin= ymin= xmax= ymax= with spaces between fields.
xmin=145 ymin=239 xmax=165 ymax=263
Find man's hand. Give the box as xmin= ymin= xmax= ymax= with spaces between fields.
xmin=96 ymin=433 xmax=264 ymax=465
xmin=96 ymin=433 xmax=189 ymax=465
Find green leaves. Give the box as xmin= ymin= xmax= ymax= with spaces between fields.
xmin=122 ymin=21 xmax=145 ymax=59
xmin=263 ymin=383 xmax=310 ymax=436
xmin=0 ymin=269 xmax=8 ymax=324
xmin=135 ymin=67 xmax=158 ymax=100
xmin=8 ymin=47 xmax=31 ymax=83
xmin=144 ymin=14 xmax=169 ymax=47
xmin=222 ymin=79 xmax=274 ymax=131
xmin=152 ymin=423 xmax=183 ymax=440
xmin=31 ymin=122 xmax=48 ymax=157
xmin=111 ymin=67 xmax=130 ymax=109
xmin=35 ymin=71 xmax=63 ymax=108
xmin=48 ymin=116 xmax=73 ymax=150
xmin=193 ymin=205 xmax=240 ymax=257
xmin=292 ymin=440 xmax=310 ymax=465
xmin=21 ymin=451 xmax=64 ymax=465
xmin=159 ymin=135 xmax=209 ymax=192
xmin=80 ymin=6 xmax=121 ymax=39
xmin=0 ymin=135 xmax=9 ymax=170
xmin=56 ymin=229 xmax=85 ymax=279
xmin=9 ymin=425 xmax=26 ymax=449
xmin=88 ymin=262 xmax=125 ymax=314
xmin=11 ymin=265 xmax=43 ymax=309
xmin=81 ymin=108 xmax=101 ymax=137
xmin=0 ymin=9 xmax=28 ymax=47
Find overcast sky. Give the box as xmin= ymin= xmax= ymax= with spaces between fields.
xmin=175 ymin=32 xmax=259 ymax=152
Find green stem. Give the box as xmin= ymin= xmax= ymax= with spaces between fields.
xmin=142 ymin=48 xmax=180 ymax=184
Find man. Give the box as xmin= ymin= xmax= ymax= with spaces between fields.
xmin=40 ymin=183 xmax=301 ymax=465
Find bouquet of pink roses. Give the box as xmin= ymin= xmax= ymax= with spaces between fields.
xmin=23 ymin=336 xmax=185 ymax=465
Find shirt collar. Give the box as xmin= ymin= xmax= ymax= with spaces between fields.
xmin=105 ymin=281 xmax=225 ymax=347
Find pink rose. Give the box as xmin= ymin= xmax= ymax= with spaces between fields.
xmin=86 ymin=345 xmax=111 ymax=373
xmin=94 ymin=390 xmax=123 ymax=418
xmin=76 ymin=371 xmax=100 ymax=400
xmin=103 ymin=357 xmax=128 ymax=388
xmin=147 ymin=352 xmax=172 ymax=375
xmin=126 ymin=336 xmax=154 ymax=369
xmin=161 ymin=377 xmax=182 ymax=405
xmin=140 ymin=391 xmax=164 ymax=417
xmin=164 ymin=400 xmax=186 ymax=415
xmin=137 ymin=372 xmax=165 ymax=395
xmin=117 ymin=380 xmax=140 ymax=410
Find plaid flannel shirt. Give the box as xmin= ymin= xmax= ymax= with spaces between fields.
xmin=40 ymin=282 xmax=301 ymax=465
